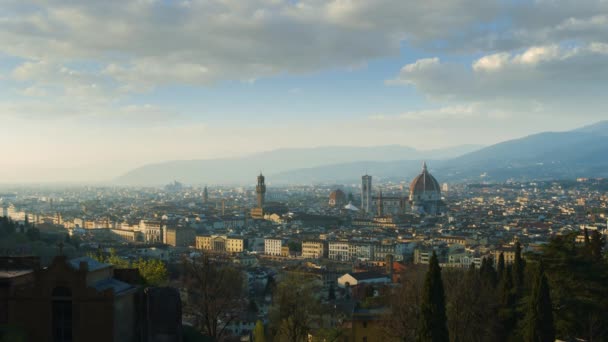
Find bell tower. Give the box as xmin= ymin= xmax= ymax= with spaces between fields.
xmin=256 ymin=173 xmax=266 ymax=208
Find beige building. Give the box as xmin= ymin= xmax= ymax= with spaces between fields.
xmin=165 ymin=227 xmax=196 ymax=247
xmin=195 ymin=235 xmax=245 ymax=253
xmin=491 ymin=246 xmax=516 ymax=265
xmin=302 ymin=240 xmax=328 ymax=259
xmin=110 ymin=229 xmax=142 ymax=242
xmin=264 ymin=238 xmax=283 ymax=256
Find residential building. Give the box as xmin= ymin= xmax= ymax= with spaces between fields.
xmin=301 ymin=240 xmax=328 ymax=259
xmin=264 ymin=238 xmax=283 ymax=256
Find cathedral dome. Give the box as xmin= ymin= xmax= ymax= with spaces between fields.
xmin=409 ymin=162 xmax=441 ymax=197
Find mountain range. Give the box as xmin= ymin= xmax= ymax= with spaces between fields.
xmin=115 ymin=121 xmax=608 ymax=185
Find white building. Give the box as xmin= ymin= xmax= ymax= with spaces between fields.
xmin=264 ymin=238 xmax=283 ymax=256
xmin=328 ymin=241 xmax=350 ymax=261
xmin=140 ymin=220 xmax=163 ymax=244
xmin=349 ymin=243 xmax=373 ymax=261
xmin=337 ymin=271 xmax=390 ymax=288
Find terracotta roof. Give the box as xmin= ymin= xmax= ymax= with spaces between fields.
xmin=410 ymin=162 xmax=441 ymax=195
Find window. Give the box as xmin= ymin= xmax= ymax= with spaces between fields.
xmin=52 ymin=287 xmax=73 ymax=342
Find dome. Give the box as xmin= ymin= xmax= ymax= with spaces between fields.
xmin=409 ymin=162 xmax=441 ymax=197
xmin=329 ymin=189 xmax=347 ymax=206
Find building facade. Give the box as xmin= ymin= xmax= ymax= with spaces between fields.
xmin=195 ymin=235 xmax=246 ymax=253
xmin=165 ymin=227 xmax=196 ymax=247
xmin=264 ymin=238 xmax=283 ymax=256
xmin=328 ymin=241 xmax=350 ymax=261
xmin=301 ymin=240 xmax=328 ymax=259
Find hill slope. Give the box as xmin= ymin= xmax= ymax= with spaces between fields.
xmin=115 ymin=144 xmax=482 ymax=185
xmin=274 ymin=121 xmax=608 ymax=184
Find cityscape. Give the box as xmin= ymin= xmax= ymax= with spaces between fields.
xmin=1 ymin=1 xmax=608 ymax=342
xmin=1 ymin=160 xmax=607 ymax=341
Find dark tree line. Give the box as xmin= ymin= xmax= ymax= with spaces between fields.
xmin=384 ymin=235 xmax=607 ymax=342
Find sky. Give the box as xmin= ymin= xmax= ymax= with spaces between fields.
xmin=0 ymin=0 xmax=607 ymax=183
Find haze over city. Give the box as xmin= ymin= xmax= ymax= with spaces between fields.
xmin=1 ymin=0 xmax=607 ymax=183
xmin=2 ymin=2 xmax=608 ymax=342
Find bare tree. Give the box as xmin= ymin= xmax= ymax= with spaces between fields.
xmin=181 ymin=256 xmax=245 ymax=341
xmin=382 ymin=266 xmax=426 ymax=341
xmin=269 ymin=275 xmax=321 ymax=342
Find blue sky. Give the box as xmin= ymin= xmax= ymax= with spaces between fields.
xmin=0 ymin=0 xmax=607 ymax=182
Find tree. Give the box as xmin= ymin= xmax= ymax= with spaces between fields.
xmin=269 ymin=275 xmax=320 ymax=342
xmin=26 ymin=227 xmax=40 ymax=241
xmin=497 ymin=252 xmax=505 ymax=280
xmin=583 ymin=228 xmax=592 ymax=259
xmin=523 ymin=261 xmax=555 ymax=342
xmin=512 ymin=241 xmax=525 ymax=295
xmin=90 ymin=249 xmax=168 ymax=285
xmin=133 ymin=258 xmax=168 ymax=286
xmin=533 ymin=232 xmax=608 ymax=340
xmin=248 ymin=298 xmax=259 ymax=314
xmin=182 ymin=256 xmax=245 ymax=340
xmin=288 ymin=241 xmax=302 ymax=253
xmin=328 ymin=282 xmax=336 ymax=301
xmin=590 ymin=230 xmax=605 ymax=262
xmin=417 ymin=251 xmax=449 ymax=342
xmin=445 ymin=264 xmax=500 ymax=342
xmin=253 ymin=320 xmax=266 ymax=342
xmin=0 ymin=216 xmax=16 ymax=237
xmin=479 ymin=257 xmax=498 ymax=288
xmin=498 ymin=265 xmax=516 ymax=342
xmin=312 ymin=328 xmax=344 ymax=342
xmin=383 ymin=267 xmax=425 ymax=341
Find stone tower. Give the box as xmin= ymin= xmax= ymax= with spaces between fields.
xmin=361 ymin=174 xmax=372 ymax=213
xmin=377 ymin=190 xmax=384 ymax=217
xmin=256 ymin=173 xmax=266 ymax=208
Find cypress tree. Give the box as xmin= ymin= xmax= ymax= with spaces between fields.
xmin=583 ymin=228 xmax=592 ymax=259
xmin=498 ymin=265 xmax=516 ymax=341
xmin=590 ymin=230 xmax=605 ymax=262
xmin=523 ymin=261 xmax=555 ymax=342
xmin=480 ymin=257 xmax=498 ymax=288
xmin=512 ymin=242 xmax=525 ymax=294
xmin=417 ymin=251 xmax=449 ymax=342
xmin=497 ymin=252 xmax=505 ymax=280
xmin=328 ymin=282 xmax=336 ymax=301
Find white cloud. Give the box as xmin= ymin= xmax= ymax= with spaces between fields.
xmin=0 ymin=0 xmax=606 ymax=112
xmin=391 ymin=43 xmax=608 ymax=105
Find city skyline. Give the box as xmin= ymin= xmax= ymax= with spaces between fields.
xmin=1 ymin=1 xmax=607 ymax=183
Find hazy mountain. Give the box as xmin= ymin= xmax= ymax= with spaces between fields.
xmin=273 ymin=121 xmax=608 ymax=184
xmin=114 ymin=144 xmax=482 ymax=185
xmin=440 ymin=120 xmax=608 ymax=182
xmin=116 ymin=121 xmax=608 ymax=185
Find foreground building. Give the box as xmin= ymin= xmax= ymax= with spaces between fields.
xmin=0 ymin=254 xmax=181 ymax=342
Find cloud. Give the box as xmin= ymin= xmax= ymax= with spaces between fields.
xmin=0 ymin=0 xmax=575 ymax=90
xmin=0 ymin=0 xmax=606 ymax=122
xmin=390 ymin=43 xmax=608 ymax=105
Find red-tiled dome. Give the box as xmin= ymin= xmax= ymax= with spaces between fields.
xmin=410 ymin=162 xmax=441 ymax=196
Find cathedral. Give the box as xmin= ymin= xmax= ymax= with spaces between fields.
xmin=408 ymin=162 xmax=446 ymax=215
xmin=366 ymin=162 xmax=446 ymax=216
